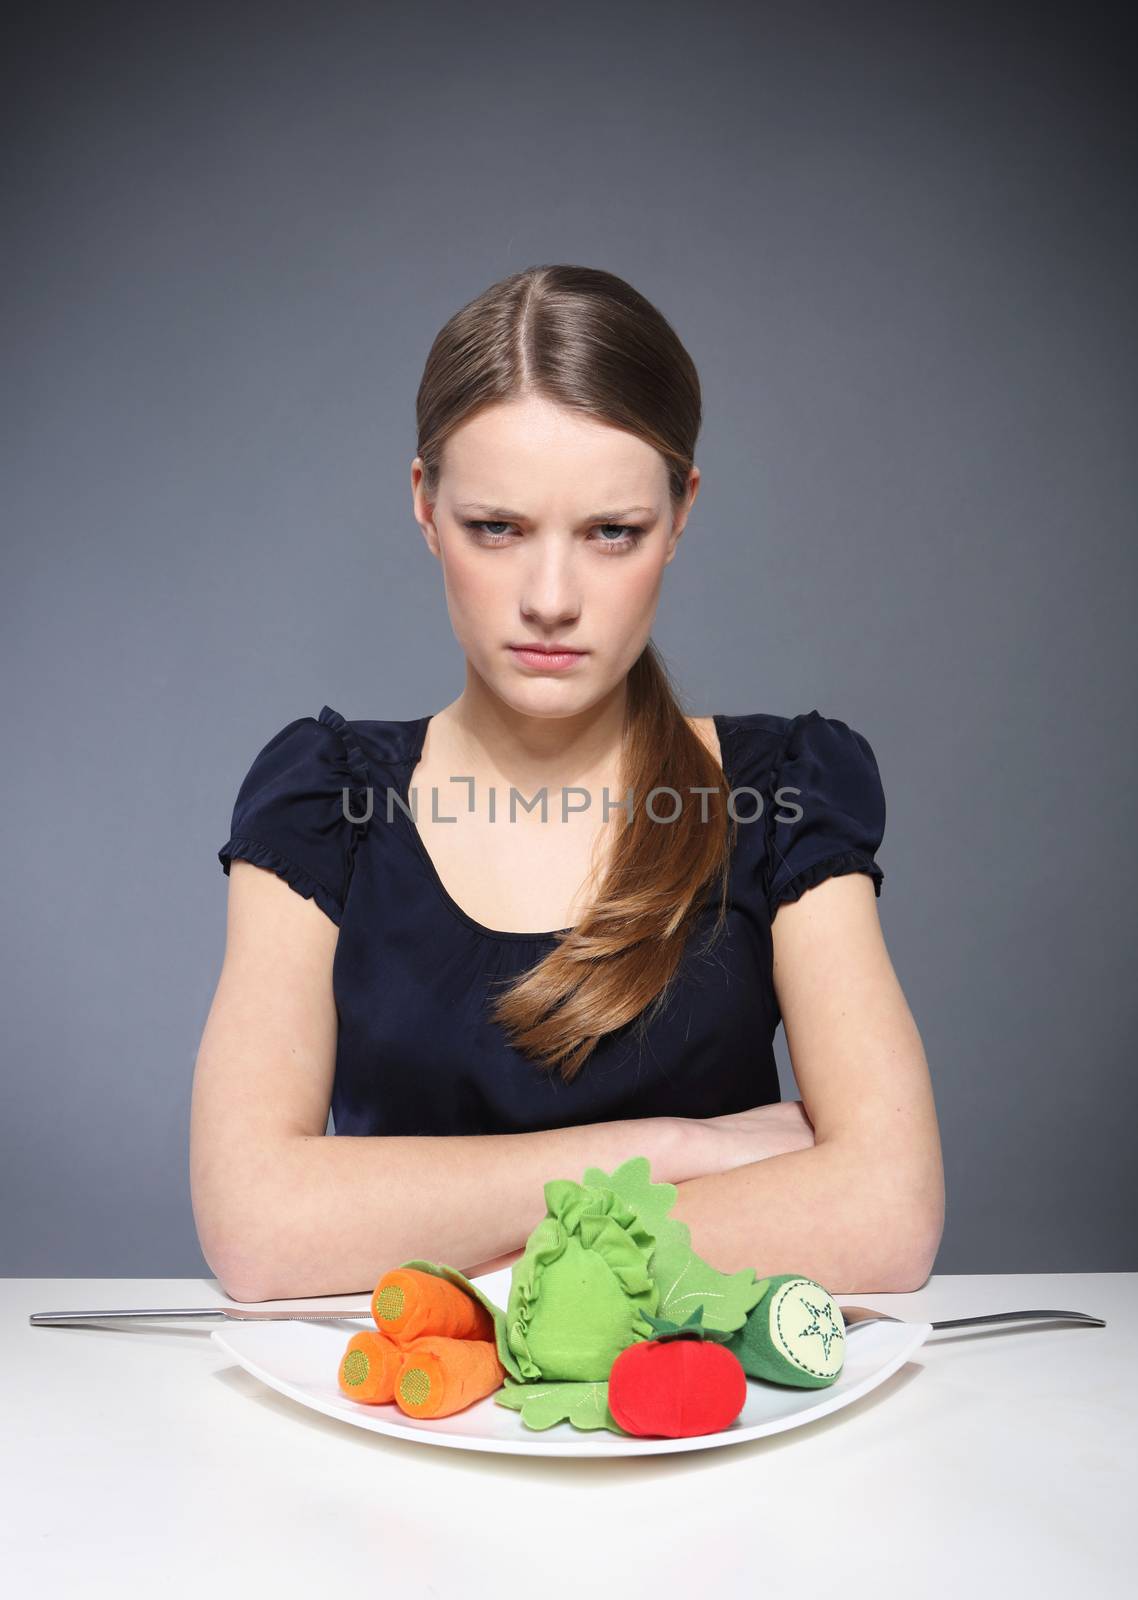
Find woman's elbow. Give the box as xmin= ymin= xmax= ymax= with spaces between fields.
xmin=191 ymin=1169 xmax=288 ymax=1303
xmin=885 ymin=1238 xmax=939 ymax=1294
xmin=195 ymin=1212 xmax=277 ymax=1304
xmin=883 ymin=1137 xmax=946 ymax=1292
xmin=880 ymin=1199 xmax=945 ymax=1293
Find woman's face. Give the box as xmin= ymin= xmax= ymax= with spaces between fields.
xmin=412 ymin=395 xmax=699 ymax=717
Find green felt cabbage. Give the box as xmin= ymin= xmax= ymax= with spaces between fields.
xmin=504 ymin=1177 xmax=660 ymax=1381
xmin=579 ymin=1156 xmax=770 ymax=1335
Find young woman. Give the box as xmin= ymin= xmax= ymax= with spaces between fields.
xmin=191 ymin=264 xmax=944 ymax=1303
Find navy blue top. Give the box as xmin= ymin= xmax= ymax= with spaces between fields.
xmin=217 ymin=707 xmax=885 ymax=1137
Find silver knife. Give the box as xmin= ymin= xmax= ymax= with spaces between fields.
xmin=30 ymin=1303 xmax=1106 ymax=1332
xmin=29 ymin=1305 xmax=376 ymax=1325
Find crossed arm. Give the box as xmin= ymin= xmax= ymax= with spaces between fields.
xmin=194 ymin=866 xmax=943 ymax=1299
xmin=469 ymin=875 xmax=945 ymax=1294
xmin=669 ymin=873 xmax=946 ymax=1293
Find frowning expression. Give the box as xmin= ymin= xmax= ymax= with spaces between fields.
xmin=412 ymin=394 xmax=699 ymax=714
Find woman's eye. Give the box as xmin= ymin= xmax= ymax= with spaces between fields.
xmin=464 ymin=520 xmax=645 ymax=553
xmin=593 ymin=523 xmax=644 ymax=551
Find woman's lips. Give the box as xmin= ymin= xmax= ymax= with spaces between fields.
xmin=508 ymin=646 xmax=587 ymax=671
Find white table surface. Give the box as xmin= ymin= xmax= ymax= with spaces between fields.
xmin=3 ymin=1273 xmax=1133 ymax=1598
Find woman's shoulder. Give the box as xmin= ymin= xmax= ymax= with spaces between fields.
xmin=715 ymin=708 xmax=887 ymax=914
xmin=217 ymin=704 xmax=378 ymax=925
xmin=685 ymin=710 xmax=789 ymax=769
xmin=691 ymin=709 xmax=798 ymax=789
xmin=711 ymin=708 xmax=882 ymax=784
xmin=323 ymin=708 xmax=433 ymax=772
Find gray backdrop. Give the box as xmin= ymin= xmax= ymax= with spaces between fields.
xmin=4 ymin=0 xmax=1135 ymax=1276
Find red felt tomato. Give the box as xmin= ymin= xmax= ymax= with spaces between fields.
xmin=608 ymin=1335 xmax=748 ymax=1438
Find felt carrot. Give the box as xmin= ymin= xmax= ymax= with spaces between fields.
xmin=337 ymin=1329 xmax=405 ymax=1404
xmin=372 ymin=1266 xmax=496 ymax=1344
xmin=393 ymin=1335 xmax=506 ymax=1419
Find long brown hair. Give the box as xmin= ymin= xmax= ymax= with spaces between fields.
xmin=416 ymin=265 xmax=737 ymax=1083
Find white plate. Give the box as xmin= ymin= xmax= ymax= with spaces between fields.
xmin=211 ymin=1268 xmax=932 ymax=1457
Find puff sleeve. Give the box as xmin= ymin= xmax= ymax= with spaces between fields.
xmin=764 ymin=710 xmax=886 ymax=919
xmin=216 ymin=704 xmax=371 ymax=927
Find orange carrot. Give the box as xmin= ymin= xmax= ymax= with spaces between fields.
xmin=337 ymin=1329 xmax=404 ymax=1404
xmin=371 ymin=1267 xmax=496 ymax=1344
xmin=393 ymin=1336 xmax=506 ymax=1419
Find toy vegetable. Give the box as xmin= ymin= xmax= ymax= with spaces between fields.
xmin=721 ymin=1273 xmax=846 ymax=1387
xmin=338 ymin=1328 xmax=505 ymax=1417
xmin=336 ymin=1156 xmax=848 ymax=1434
xmin=396 ymin=1258 xmax=525 ymax=1381
xmin=338 ymin=1328 xmax=405 ymax=1403
xmin=392 ymin=1335 xmax=505 ymax=1419
xmin=339 ymin=1270 xmax=507 ymax=1418
xmin=505 ymin=1176 xmax=659 ymax=1381
xmin=608 ymin=1306 xmax=748 ymax=1438
xmin=372 ymin=1266 xmax=496 ymax=1344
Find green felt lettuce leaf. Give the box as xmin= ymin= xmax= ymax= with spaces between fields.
xmin=396 ymin=1258 xmax=525 ymax=1382
xmin=504 ymin=1177 xmax=660 ymax=1382
xmin=579 ymin=1156 xmax=769 ymax=1335
xmin=579 ymin=1153 xmax=677 ymax=1236
xmin=494 ymin=1375 xmax=629 ymax=1434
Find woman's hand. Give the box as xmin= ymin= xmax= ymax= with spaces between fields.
xmin=460 ymin=1105 xmax=816 ymax=1279
xmin=670 ymin=1100 xmax=817 ymax=1181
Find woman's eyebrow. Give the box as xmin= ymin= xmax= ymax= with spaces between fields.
xmin=456 ymin=502 xmax=656 ymax=521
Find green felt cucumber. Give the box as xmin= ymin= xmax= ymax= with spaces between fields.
xmin=721 ymin=1272 xmax=846 ymax=1388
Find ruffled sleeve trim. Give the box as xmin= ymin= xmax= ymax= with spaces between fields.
xmin=769 ymin=848 xmax=884 ymax=918
xmin=217 ymin=835 xmax=346 ymax=927
xmin=317 ymin=703 xmax=373 ymax=843
xmin=215 ymin=705 xmax=375 ymax=925
xmin=318 ymin=704 xmax=370 ymax=790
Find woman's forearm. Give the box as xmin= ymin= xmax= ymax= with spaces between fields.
xmin=454 ymin=1132 xmax=926 ymax=1291
xmin=463 ymin=1102 xmax=818 ymax=1279
xmin=471 ymin=1119 xmax=934 ymax=1294
xmin=210 ymin=1104 xmax=919 ymax=1301
xmin=667 ymin=1139 xmax=936 ymax=1295
xmin=207 ymin=1114 xmax=687 ymax=1302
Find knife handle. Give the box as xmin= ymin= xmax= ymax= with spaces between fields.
xmin=29 ymin=1307 xmax=227 ymax=1325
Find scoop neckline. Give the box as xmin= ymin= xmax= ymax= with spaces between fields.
xmin=393 ymin=712 xmax=734 ymax=944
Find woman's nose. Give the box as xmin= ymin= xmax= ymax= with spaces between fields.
xmin=519 ymin=544 xmax=582 ymax=625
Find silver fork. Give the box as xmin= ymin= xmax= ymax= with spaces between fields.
xmin=840 ymin=1305 xmax=1105 ymax=1334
